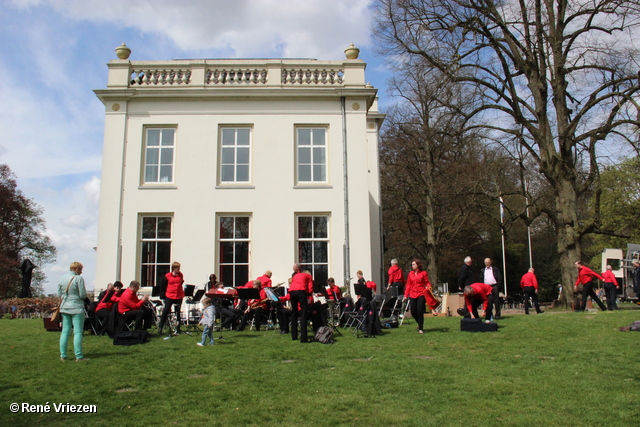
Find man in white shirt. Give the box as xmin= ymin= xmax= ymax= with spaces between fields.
xmin=481 ymin=258 xmax=503 ymax=319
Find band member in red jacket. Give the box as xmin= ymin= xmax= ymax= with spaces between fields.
xmin=238 ymin=280 xmax=267 ymax=331
xmin=463 ymin=283 xmax=494 ymax=321
xmin=601 ymin=265 xmax=619 ymax=310
xmin=520 ymin=268 xmax=543 ymax=314
xmin=257 ymin=271 xmax=273 ymax=288
xmin=158 ymin=261 xmax=185 ymax=334
xmin=95 ymin=281 xmax=123 ymax=335
xmin=574 ymin=261 xmax=607 ymax=312
xmin=404 ymin=259 xmax=431 ymax=334
xmin=290 ymin=264 xmax=313 ymax=342
xmin=118 ymin=280 xmax=152 ymax=330
xmin=387 ymin=259 xmax=405 ymax=295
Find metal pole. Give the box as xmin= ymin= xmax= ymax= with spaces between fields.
xmin=500 ymin=196 xmax=508 ymax=297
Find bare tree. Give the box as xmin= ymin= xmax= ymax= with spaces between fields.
xmin=374 ymin=0 xmax=640 ymax=302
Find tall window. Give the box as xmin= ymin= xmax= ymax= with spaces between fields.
xmin=140 ymin=216 xmax=172 ymax=288
xmin=144 ymin=128 xmax=175 ymax=183
xmin=296 ymin=127 xmax=327 ymax=183
xmin=218 ymin=216 xmax=250 ymax=287
xmin=297 ymin=215 xmax=329 ymax=286
xmin=220 ymin=127 xmax=251 ymax=183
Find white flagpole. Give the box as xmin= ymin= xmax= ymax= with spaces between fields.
xmin=500 ymin=196 xmax=508 ymax=297
xmin=524 ymin=179 xmax=533 ymax=269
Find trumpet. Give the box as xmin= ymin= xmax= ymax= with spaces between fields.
xmin=250 ymin=298 xmax=268 ymax=309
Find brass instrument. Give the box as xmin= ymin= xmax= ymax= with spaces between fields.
xmin=250 ymin=298 xmax=268 ymax=309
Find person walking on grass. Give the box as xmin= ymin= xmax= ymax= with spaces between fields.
xmin=601 ymin=265 xmax=619 ymax=311
xmin=404 ymin=259 xmax=431 ymax=334
xmin=574 ymin=261 xmax=607 ymax=312
xmin=197 ymin=297 xmax=215 ymax=346
xmin=520 ymin=268 xmax=544 ymax=315
xmin=58 ymin=261 xmax=88 ymax=362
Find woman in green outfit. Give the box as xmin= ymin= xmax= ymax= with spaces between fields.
xmin=58 ymin=261 xmax=88 ymax=362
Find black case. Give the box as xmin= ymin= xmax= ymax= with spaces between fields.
xmin=460 ymin=318 xmax=498 ymax=332
xmin=113 ymin=330 xmax=148 ymax=346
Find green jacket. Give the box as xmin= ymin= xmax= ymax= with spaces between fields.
xmin=58 ymin=272 xmax=87 ymax=315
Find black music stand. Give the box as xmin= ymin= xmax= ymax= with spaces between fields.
xmin=185 ymin=289 xmax=205 ymax=333
xmin=236 ymin=288 xmax=260 ymax=300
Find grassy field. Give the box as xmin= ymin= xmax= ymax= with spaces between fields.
xmin=1 ymin=306 xmax=639 ymax=427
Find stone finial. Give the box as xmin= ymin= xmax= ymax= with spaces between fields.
xmin=115 ymin=43 xmax=131 ymax=60
xmin=344 ymin=42 xmax=360 ymax=60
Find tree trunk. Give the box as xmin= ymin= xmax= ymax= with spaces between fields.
xmin=555 ymin=178 xmax=580 ymax=306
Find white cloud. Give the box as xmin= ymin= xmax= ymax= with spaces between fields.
xmin=11 ymin=0 xmax=373 ymax=59
xmin=84 ymin=176 xmax=101 ymax=207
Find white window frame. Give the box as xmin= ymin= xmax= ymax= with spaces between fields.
xmin=295 ymin=126 xmax=328 ymax=184
xmin=142 ymin=127 xmax=176 ymax=184
xmin=296 ymin=214 xmax=330 ymax=285
xmin=139 ymin=215 xmax=173 ymax=288
xmin=217 ymin=215 xmax=251 ymax=287
xmin=219 ymin=126 xmax=252 ymax=184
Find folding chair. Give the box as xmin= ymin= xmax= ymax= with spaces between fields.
xmin=399 ymin=298 xmax=411 ymax=326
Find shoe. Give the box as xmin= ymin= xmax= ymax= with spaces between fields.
xmin=279 ymin=330 xmax=287 ymax=334
xmin=196 ymin=343 xmax=204 ymax=347
xmin=418 ymin=330 xmax=424 ymax=334
xmin=538 ymin=311 xmax=544 ymax=314
xmin=75 ymin=358 xmax=89 ymax=362
xmin=60 ymin=357 xmax=67 ymax=362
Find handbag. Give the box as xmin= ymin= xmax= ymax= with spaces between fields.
xmin=51 ymin=276 xmax=75 ymax=323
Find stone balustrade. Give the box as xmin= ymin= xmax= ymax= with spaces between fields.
xmin=105 ymin=59 xmax=365 ymax=89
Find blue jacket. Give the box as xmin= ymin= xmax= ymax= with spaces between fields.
xmin=58 ymin=272 xmax=87 ymax=315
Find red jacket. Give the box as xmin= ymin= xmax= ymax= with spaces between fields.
xmin=257 ymin=274 xmax=272 ymax=288
xmin=165 ymin=272 xmax=185 ymax=299
xmin=290 ymin=272 xmax=313 ymax=294
xmin=601 ymin=270 xmax=619 ymax=287
xmin=404 ymin=270 xmax=430 ymax=299
xmin=575 ymin=266 xmax=604 ymax=286
xmin=520 ymin=272 xmax=538 ymax=290
xmin=117 ymin=288 xmax=145 ymax=313
xmin=96 ymin=290 xmax=121 ymax=312
xmin=388 ymin=265 xmax=405 ymax=285
xmin=465 ymin=283 xmax=493 ymax=313
xmin=327 ymin=284 xmax=342 ymax=300
xmin=366 ymin=281 xmax=377 ymax=292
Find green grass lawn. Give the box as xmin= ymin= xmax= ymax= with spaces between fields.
xmin=1 ymin=307 xmax=639 ymax=427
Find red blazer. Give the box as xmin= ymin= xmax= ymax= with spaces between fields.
xmin=327 ymin=284 xmax=342 ymax=300
xmin=96 ymin=290 xmax=121 ymax=312
xmin=575 ymin=266 xmax=604 ymax=286
xmin=248 ymin=288 xmax=268 ymax=310
xmin=117 ymin=288 xmax=145 ymax=313
xmin=257 ymin=274 xmax=272 ymax=288
xmin=290 ymin=272 xmax=313 ymax=294
xmin=520 ymin=272 xmax=538 ymax=290
xmin=465 ymin=283 xmax=493 ymax=313
xmin=388 ymin=265 xmax=405 ymax=285
xmin=165 ymin=272 xmax=185 ymax=299
xmin=366 ymin=281 xmax=377 ymax=292
xmin=404 ymin=270 xmax=430 ymax=299
xmin=601 ymin=270 xmax=619 ymax=287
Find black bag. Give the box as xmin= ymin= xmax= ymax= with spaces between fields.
xmin=381 ymin=315 xmax=399 ymax=328
xmin=314 ymin=326 xmax=334 ymax=344
xmin=460 ymin=318 xmax=498 ymax=332
xmin=113 ymin=330 xmax=148 ymax=346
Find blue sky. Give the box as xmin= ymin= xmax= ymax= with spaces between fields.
xmin=0 ymin=0 xmax=391 ymax=295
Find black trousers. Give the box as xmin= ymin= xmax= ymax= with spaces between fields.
xmin=490 ymin=284 xmax=501 ymax=318
xmin=121 ymin=307 xmax=152 ymax=330
xmin=95 ymin=308 xmax=111 ymax=335
xmin=159 ymin=297 xmax=183 ymax=331
xmin=467 ymin=294 xmax=494 ymax=321
xmin=278 ymin=307 xmax=292 ymax=333
xmin=523 ymin=286 xmax=542 ymax=314
xmin=217 ymin=306 xmax=242 ymax=329
xmin=409 ymin=296 xmax=426 ymax=330
xmin=604 ymin=282 xmax=618 ymax=310
xmin=239 ymin=307 xmax=264 ymax=331
xmin=578 ymin=281 xmax=607 ymax=311
xmin=289 ymin=290 xmax=308 ymax=342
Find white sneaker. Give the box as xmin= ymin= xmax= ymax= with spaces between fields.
xmin=196 ymin=342 xmax=204 ymax=347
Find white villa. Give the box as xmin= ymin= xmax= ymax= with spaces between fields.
xmin=93 ymin=44 xmax=385 ymax=295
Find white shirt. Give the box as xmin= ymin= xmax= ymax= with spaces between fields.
xmin=484 ymin=267 xmax=497 ymax=285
